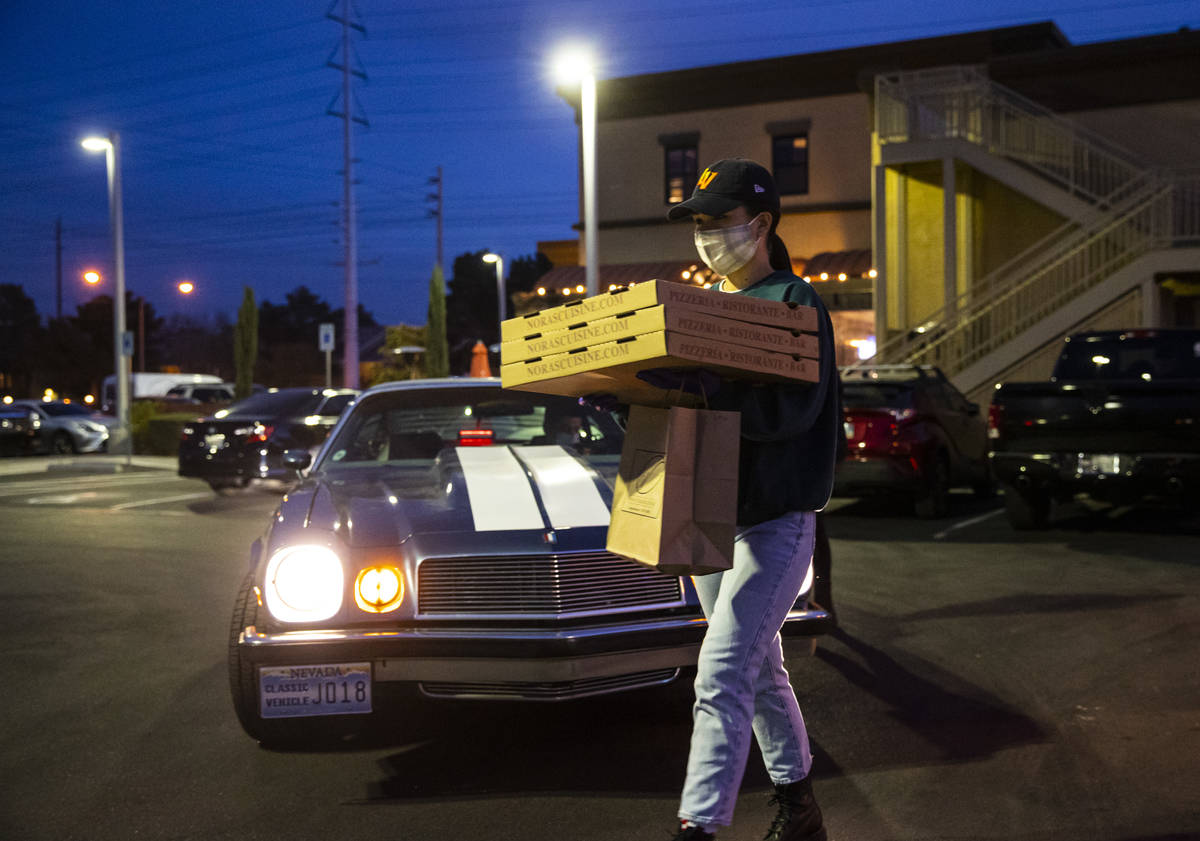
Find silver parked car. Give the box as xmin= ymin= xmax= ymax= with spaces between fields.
xmin=13 ymin=400 xmax=114 ymax=454
xmin=228 ymin=378 xmax=834 ymax=747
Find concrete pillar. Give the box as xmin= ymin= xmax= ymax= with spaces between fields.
xmin=943 ymin=157 xmax=957 ymax=317
xmin=872 ymin=161 xmax=888 ymax=348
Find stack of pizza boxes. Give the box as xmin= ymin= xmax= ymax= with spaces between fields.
xmin=499 ymin=279 xmax=819 ymax=405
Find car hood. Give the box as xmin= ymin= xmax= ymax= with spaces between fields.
xmin=294 ymin=445 xmax=619 ymax=548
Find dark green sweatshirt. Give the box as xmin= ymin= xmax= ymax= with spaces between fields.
xmin=708 ymin=270 xmax=841 ymax=525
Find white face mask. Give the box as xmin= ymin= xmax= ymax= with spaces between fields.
xmin=693 ymin=217 xmax=764 ymax=277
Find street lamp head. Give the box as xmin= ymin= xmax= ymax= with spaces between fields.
xmin=552 ymin=45 xmax=595 ymax=85
xmin=177 ymin=281 xmax=195 ymax=295
xmin=482 ymin=253 xmax=500 ymax=263
xmin=83 ymin=270 xmax=101 ymax=285
xmin=81 ymin=136 xmax=111 ymax=152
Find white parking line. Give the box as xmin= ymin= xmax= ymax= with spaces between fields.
xmin=110 ymin=492 xmax=212 ymax=510
xmin=933 ymin=508 xmax=1005 ymax=540
xmin=0 ymin=474 xmax=173 ymax=498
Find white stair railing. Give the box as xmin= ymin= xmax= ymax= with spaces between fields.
xmin=866 ymin=66 xmax=1200 ymax=381
xmin=870 ymin=173 xmax=1165 ymax=369
xmin=897 ymin=181 xmax=1181 ymax=376
xmin=876 ymin=66 xmax=1146 ymax=205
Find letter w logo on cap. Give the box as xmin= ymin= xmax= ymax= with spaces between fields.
xmin=697 ymin=168 xmax=717 ymax=190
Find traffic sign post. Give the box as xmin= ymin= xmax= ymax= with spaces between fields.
xmin=319 ymin=323 xmax=335 ymax=388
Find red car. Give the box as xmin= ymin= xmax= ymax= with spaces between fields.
xmin=833 ymin=365 xmax=993 ymax=517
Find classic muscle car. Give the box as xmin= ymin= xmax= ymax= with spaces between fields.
xmin=229 ymin=378 xmax=833 ymax=746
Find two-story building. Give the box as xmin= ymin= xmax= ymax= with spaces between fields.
xmin=549 ymin=22 xmax=1200 ymax=395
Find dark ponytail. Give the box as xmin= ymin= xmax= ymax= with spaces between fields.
xmin=746 ymin=199 xmax=791 ymax=271
xmin=768 ymin=232 xmax=791 ymax=271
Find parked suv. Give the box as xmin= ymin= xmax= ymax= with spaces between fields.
xmin=163 ymin=383 xmax=236 ymax=404
xmin=834 ymin=365 xmax=993 ymax=517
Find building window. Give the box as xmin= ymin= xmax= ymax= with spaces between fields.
xmin=664 ymin=144 xmax=698 ymax=205
xmin=659 ymin=133 xmax=700 ymax=205
xmin=772 ymin=134 xmax=809 ymax=195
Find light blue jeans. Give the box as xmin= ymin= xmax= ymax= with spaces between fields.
xmin=678 ymin=510 xmax=815 ymax=829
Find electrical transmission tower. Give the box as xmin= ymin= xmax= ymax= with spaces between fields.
xmin=326 ymin=0 xmax=368 ymax=389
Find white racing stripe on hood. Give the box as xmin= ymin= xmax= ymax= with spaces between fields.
xmin=456 ymin=446 xmax=545 ymax=532
xmin=513 ymin=445 xmax=611 ymax=529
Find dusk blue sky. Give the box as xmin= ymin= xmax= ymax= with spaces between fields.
xmin=2 ymin=0 xmax=1195 ymax=328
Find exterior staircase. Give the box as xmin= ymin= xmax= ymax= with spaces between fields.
xmin=865 ymin=66 xmax=1200 ymax=395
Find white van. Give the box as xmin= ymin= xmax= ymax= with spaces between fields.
xmin=101 ymin=373 xmax=223 ymax=412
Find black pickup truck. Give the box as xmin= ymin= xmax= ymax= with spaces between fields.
xmin=989 ymin=329 xmax=1200 ymax=529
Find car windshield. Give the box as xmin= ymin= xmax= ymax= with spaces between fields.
xmin=1055 ymin=332 xmax=1200 ymax=381
xmin=35 ymin=403 xmax=93 ymax=417
xmin=842 ymin=382 xmax=915 ymax=409
xmin=317 ymin=386 xmax=623 ymax=471
xmin=222 ymin=390 xmax=322 ymax=418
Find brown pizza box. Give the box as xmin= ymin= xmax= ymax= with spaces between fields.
xmin=500 ymin=329 xmax=819 ymax=407
xmin=500 ymin=279 xmax=817 ymax=342
xmin=501 ymin=304 xmax=818 ymax=364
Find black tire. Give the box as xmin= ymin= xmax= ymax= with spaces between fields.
xmin=914 ymin=454 xmax=951 ymax=519
xmin=228 ymin=573 xmax=372 ymax=749
xmin=1002 ymin=484 xmax=1051 ymax=530
xmin=228 ymin=572 xmax=264 ymax=740
xmin=52 ymin=431 xmax=76 ymax=455
xmin=208 ymin=478 xmax=248 ymax=495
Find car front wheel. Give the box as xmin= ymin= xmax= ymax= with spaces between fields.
xmin=52 ymin=431 xmax=76 ymax=455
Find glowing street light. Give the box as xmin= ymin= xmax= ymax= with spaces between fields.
xmin=482 ymin=253 xmax=505 ymax=345
xmin=83 ymin=270 xmax=101 ymax=285
xmin=177 ymin=280 xmax=195 ymax=295
xmin=81 ymin=131 xmax=131 ymax=462
xmin=553 ymin=45 xmax=599 ymax=297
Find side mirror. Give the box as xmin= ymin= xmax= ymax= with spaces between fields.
xmin=282 ymin=449 xmax=312 ymax=471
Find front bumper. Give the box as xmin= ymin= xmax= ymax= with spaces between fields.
xmin=238 ymin=607 xmax=832 ymax=685
xmin=70 ymin=427 xmax=109 ymax=454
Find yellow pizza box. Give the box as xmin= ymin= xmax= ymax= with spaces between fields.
xmin=501 ymin=330 xmax=819 ymax=407
xmin=500 ymin=279 xmax=817 ymax=342
xmin=501 ymin=304 xmax=818 ymax=365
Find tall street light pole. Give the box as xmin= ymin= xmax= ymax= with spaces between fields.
xmin=483 ymin=253 xmax=504 ymax=344
xmin=554 ymin=47 xmax=599 ymax=296
xmin=81 ymin=133 xmax=131 ymax=463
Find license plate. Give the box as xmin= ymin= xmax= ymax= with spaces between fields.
xmin=204 ymin=433 xmax=225 ymax=449
xmin=259 ymin=662 xmax=372 ymax=719
xmin=1077 ymin=454 xmax=1120 ymax=475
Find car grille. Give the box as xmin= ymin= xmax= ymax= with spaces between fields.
xmin=416 ymin=551 xmax=684 ymax=618
xmin=419 ymin=668 xmax=681 ymax=701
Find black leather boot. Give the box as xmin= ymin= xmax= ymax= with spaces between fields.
xmin=762 ymin=776 xmax=827 ymax=841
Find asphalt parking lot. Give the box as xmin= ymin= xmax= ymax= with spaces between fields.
xmin=0 ymin=457 xmax=1197 ymax=841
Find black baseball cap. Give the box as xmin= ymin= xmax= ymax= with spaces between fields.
xmin=666 ymin=158 xmax=780 ymax=221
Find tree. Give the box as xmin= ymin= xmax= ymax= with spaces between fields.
xmin=233 ymin=286 xmax=258 ymax=399
xmin=157 ymin=313 xmax=231 ymax=379
xmin=425 ymin=263 xmax=449 ymax=378
xmin=366 ymin=324 xmax=428 ymax=385
xmin=0 ymin=284 xmax=43 ymax=395
xmin=506 ymin=252 xmax=554 ymax=298
xmin=446 ymin=251 xmax=501 ymax=373
xmin=257 ymin=286 xmax=333 ymax=387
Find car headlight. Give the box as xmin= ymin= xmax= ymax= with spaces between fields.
xmin=263 ymin=545 xmax=344 ymax=622
xmin=354 ymin=565 xmax=405 ymax=614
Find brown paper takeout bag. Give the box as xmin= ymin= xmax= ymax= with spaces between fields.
xmin=606 ymin=404 xmax=740 ymax=576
